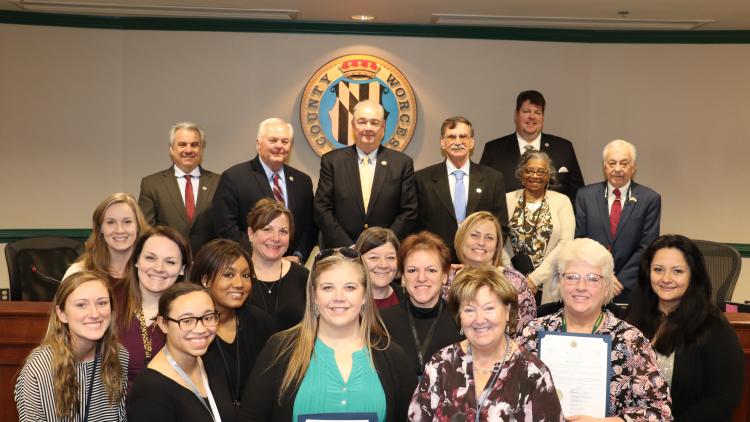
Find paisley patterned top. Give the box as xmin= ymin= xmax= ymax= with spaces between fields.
xmin=518 ymin=309 xmax=673 ymax=421
xmin=408 ymin=342 xmax=564 ymax=421
xmin=508 ymin=194 xmax=553 ymax=269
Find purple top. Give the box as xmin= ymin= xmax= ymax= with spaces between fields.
xmin=119 ymin=315 xmax=166 ymax=390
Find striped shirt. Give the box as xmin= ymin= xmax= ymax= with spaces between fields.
xmin=15 ymin=344 xmax=128 ymax=422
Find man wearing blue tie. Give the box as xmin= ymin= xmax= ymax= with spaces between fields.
xmin=415 ymin=116 xmax=508 ymax=262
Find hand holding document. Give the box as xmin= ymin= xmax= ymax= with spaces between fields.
xmin=539 ymin=332 xmax=612 ymax=418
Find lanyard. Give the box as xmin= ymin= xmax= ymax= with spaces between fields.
xmin=164 ymin=348 xmax=222 ymax=422
xmin=562 ymin=311 xmax=605 ymax=333
xmin=470 ymin=334 xmax=511 ymax=422
xmin=82 ymin=350 xmax=99 ymax=422
xmin=215 ymin=315 xmax=241 ymax=408
xmin=406 ymin=301 xmax=443 ymax=371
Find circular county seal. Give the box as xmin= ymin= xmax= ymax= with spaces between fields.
xmin=299 ymin=54 xmax=417 ymax=156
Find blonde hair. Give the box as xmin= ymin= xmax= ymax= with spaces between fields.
xmin=275 ymin=253 xmax=388 ymax=401
xmin=35 ymin=271 xmax=124 ymax=419
xmin=454 ymin=211 xmax=503 ymax=267
xmin=448 ymin=266 xmax=519 ymax=334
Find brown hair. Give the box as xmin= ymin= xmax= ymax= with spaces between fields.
xmin=190 ymin=238 xmax=253 ymax=288
xmin=440 ymin=116 xmax=474 ymax=138
xmin=355 ymin=227 xmax=400 ymax=255
xmin=448 ymin=266 xmax=519 ymax=334
xmin=246 ymin=197 xmax=295 ymax=241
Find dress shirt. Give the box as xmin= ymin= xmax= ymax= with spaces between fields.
xmin=607 ymin=181 xmax=632 ymax=214
xmin=356 ymin=147 xmax=378 ymax=191
xmin=445 ymin=159 xmax=470 ymax=205
xmin=259 ymin=159 xmax=288 ymax=208
xmin=173 ymin=166 xmax=201 ymax=207
xmin=516 ymin=133 xmax=542 ymax=155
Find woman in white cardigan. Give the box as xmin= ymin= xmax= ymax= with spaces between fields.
xmin=504 ymin=150 xmax=574 ymax=304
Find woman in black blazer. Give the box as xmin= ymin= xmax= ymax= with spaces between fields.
xmin=627 ymin=234 xmax=744 ymax=421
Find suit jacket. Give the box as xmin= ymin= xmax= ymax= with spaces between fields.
xmin=415 ymin=160 xmax=508 ymax=262
xmin=314 ymin=145 xmax=418 ymax=248
xmin=138 ymin=166 xmax=219 ymax=255
xmin=574 ymin=181 xmax=661 ymax=301
xmin=480 ymin=133 xmax=585 ymax=204
xmin=212 ymin=156 xmax=317 ymax=261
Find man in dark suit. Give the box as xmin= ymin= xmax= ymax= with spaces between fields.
xmin=213 ymin=118 xmax=316 ymax=263
xmin=480 ymin=90 xmax=584 ymax=204
xmin=575 ymin=139 xmax=661 ymax=303
xmin=415 ymin=116 xmax=508 ymax=262
xmin=139 ymin=121 xmax=220 ymax=254
xmin=314 ymin=100 xmax=417 ymax=248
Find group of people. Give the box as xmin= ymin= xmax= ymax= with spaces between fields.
xmin=12 ymin=88 xmax=745 ymax=421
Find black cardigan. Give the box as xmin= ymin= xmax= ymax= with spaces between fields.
xmin=237 ymin=332 xmax=417 ymax=422
xmin=670 ymin=314 xmax=744 ymax=421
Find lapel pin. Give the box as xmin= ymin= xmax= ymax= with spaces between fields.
xmin=201 ymin=186 xmax=207 ymax=191
xmin=544 ymin=142 xmax=549 ymax=147
xmin=381 ymin=160 xmax=387 ymax=166
xmin=628 ymin=196 xmax=637 ymax=204
xmin=289 ymin=176 xmax=294 ymax=181
xmin=476 ymin=188 xmax=482 ymax=193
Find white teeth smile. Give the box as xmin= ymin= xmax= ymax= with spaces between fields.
xmin=189 ymin=338 xmax=208 ymax=346
xmin=473 ymin=326 xmax=491 ymax=333
xmin=228 ymin=292 xmax=243 ymax=298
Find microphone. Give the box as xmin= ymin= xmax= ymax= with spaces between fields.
xmin=31 ymin=266 xmax=62 ymax=284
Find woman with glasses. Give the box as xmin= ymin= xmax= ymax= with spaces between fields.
xmin=519 ymin=238 xmax=672 ymax=420
xmin=194 ymin=239 xmax=276 ymax=411
xmin=354 ymin=227 xmax=406 ymax=309
xmin=119 ymin=226 xmax=191 ymax=389
xmin=238 ymin=248 xmax=417 ymax=422
xmin=246 ymin=198 xmax=309 ymax=331
xmin=506 ymin=150 xmax=574 ymax=304
xmin=380 ymin=231 xmax=463 ymax=377
xmin=128 ymin=282 xmax=235 ymax=422
xmin=15 ymin=271 xmax=127 ymax=421
xmin=627 ymin=235 xmax=743 ymax=421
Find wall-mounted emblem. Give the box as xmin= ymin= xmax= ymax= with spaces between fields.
xmin=300 ymin=54 xmax=417 ymax=156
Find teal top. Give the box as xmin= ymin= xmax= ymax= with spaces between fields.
xmin=293 ymin=338 xmax=386 ymax=422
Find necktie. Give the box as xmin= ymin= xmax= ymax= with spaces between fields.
xmin=610 ymin=188 xmax=622 ymax=237
xmin=360 ymin=157 xmax=373 ymax=213
xmin=272 ymin=173 xmax=285 ymax=205
xmin=184 ymin=175 xmax=195 ymax=223
xmin=453 ymin=170 xmax=466 ymax=224
xmin=524 ymin=144 xmax=536 ymax=153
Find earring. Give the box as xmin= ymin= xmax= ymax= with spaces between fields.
xmin=360 ymin=305 xmax=365 ymax=318
xmin=313 ymin=305 xmax=320 ymax=318
xmin=459 ymin=328 xmax=464 ymax=336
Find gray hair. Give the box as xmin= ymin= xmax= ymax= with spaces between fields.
xmin=352 ymin=100 xmax=384 ymax=120
xmin=553 ymin=238 xmax=616 ymax=303
xmin=514 ymin=149 xmax=560 ymax=188
xmin=602 ymin=139 xmax=637 ymax=164
xmin=169 ymin=122 xmax=206 ymax=147
xmin=257 ymin=118 xmax=294 ymax=140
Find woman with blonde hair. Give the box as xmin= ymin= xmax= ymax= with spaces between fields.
xmin=453 ymin=211 xmax=536 ymax=336
xmin=65 ymin=192 xmax=149 ymax=318
xmin=239 ymin=248 xmax=416 ymax=422
xmin=15 ymin=271 xmax=128 ymax=421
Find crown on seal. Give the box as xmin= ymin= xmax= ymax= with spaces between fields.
xmin=339 ymin=59 xmax=379 ymax=79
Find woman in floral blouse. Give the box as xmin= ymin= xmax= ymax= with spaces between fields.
xmin=409 ymin=266 xmax=563 ymax=421
xmin=519 ymin=238 xmax=672 ymax=421
xmin=451 ymin=211 xmax=537 ymax=337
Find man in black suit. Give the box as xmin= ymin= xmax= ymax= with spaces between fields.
xmin=139 ymin=121 xmax=219 ymax=255
xmin=480 ymin=90 xmax=584 ymax=204
xmin=213 ymin=118 xmax=316 ymax=263
xmin=314 ymin=100 xmax=417 ymax=248
xmin=415 ymin=116 xmax=508 ymax=262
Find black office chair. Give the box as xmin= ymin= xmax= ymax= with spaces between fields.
xmin=5 ymin=236 xmax=85 ymax=301
xmin=693 ymin=239 xmax=742 ymax=307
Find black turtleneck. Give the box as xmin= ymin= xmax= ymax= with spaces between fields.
xmin=381 ymin=297 xmax=462 ymax=375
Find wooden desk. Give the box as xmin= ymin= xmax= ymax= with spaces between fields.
xmin=0 ymin=302 xmax=51 ymax=422
xmin=727 ymin=312 xmax=750 ymax=422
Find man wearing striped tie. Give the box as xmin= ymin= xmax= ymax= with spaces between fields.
xmin=213 ymin=118 xmax=317 ymax=263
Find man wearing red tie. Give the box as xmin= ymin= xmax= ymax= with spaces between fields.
xmin=213 ymin=118 xmax=316 ymax=263
xmin=574 ymin=139 xmax=661 ymax=303
xmin=139 ymin=122 xmax=220 ymax=255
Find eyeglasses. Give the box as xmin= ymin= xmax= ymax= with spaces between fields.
xmin=561 ymin=273 xmax=605 ymax=286
xmin=164 ymin=312 xmax=220 ymax=331
xmin=523 ymin=168 xmax=549 ymax=177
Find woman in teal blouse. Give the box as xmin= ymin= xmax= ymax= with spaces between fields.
xmin=238 ymin=248 xmax=417 ymax=422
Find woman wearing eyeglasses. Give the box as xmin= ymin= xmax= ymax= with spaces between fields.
xmin=128 ymin=283 xmax=235 ymax=422
xmin=246 ymin=198 xmax=309 ymax=331
xmin=505 ymin=150 xmax=574 ymax=304
xmin=238 ymin=248 xmax=417 ymax=422
xmin=519 ymin=238 xmax=672 ymax=421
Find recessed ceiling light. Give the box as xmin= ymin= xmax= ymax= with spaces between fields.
xmin=352 ymin=14 xmax=375 ymax=22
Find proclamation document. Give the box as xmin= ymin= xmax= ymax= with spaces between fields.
xmin=538 ymin=332 xmax=612 ymax=417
